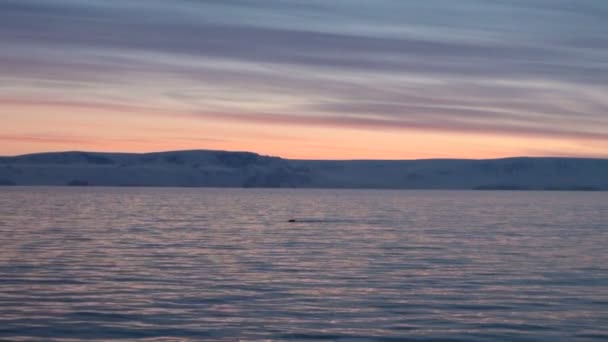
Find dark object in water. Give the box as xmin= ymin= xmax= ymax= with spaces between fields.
xmin=288 ymin=219 xmax=296 ymax=222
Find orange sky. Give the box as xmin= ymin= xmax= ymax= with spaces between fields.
xmin=2 ymin=1 xmax=608 ymax=159
xmin=2 ymin=100 xmax=606 ymax=159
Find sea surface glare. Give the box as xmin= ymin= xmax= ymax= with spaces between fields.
xmin=0 ymin=188 xmax=607 ymax=341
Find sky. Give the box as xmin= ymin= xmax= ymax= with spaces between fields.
xmin=1 ymin=0 xmax=607 ymax=159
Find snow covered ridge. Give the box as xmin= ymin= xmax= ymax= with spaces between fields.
xmin=1 ymin=150 xmax=607 ymax=190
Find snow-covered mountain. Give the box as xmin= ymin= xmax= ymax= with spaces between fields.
xmin=1 ymin=150 xmax=607 ymax=190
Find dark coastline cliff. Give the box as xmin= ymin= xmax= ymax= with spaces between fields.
xmin=1 ymin=150 xmax=607 ymax=190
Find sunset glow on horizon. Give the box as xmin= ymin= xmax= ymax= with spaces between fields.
xmin=2 ymin=1 xmax=608 ymax=160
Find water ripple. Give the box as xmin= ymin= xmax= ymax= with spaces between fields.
xmin=0 ymin=188 xmax=607 ymax=341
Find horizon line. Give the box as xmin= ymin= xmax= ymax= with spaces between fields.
xmin=3 ymin=148 xmax=607 ymax=162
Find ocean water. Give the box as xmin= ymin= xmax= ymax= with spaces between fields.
xmin=0 ymin=187 xmax=607 ymax=341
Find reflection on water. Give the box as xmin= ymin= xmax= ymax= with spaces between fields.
xmin=0 ymin=188 xmax=607 ymax=341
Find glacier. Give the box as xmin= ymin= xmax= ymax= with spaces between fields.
xmin=1 ymin=150 xmax=607 ymax=190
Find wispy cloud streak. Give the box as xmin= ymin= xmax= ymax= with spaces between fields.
xmin=1 ymin=0 xmax=607 ymax=156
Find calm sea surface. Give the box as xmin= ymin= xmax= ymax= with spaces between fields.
xmin=0 ymin=187 xmax=607 ymax=341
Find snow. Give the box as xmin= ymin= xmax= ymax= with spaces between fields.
xmin=1 ymin=150 xmax=607 ymax=190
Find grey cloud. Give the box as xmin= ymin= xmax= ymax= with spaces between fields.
xmin=1 ymin=1 xmax=606 ymax=85
xmin=192 ymin=111 xmax=608 ymax=142
xmin=1 ymin=0 xmax=607 ymax=147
